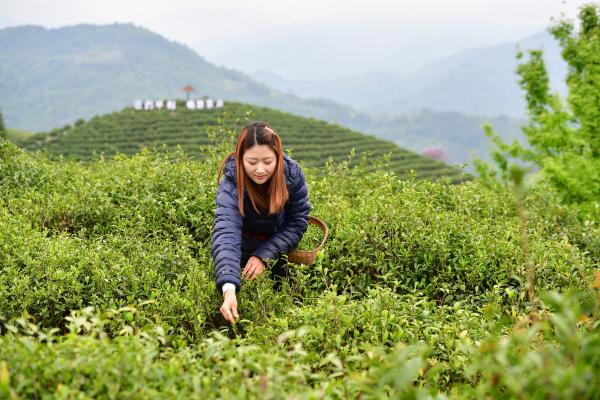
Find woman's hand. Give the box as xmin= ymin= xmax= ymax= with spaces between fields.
xmin=242 ymin=256 xmax=265 ymax=280
xmin=220 ymin=289 xmax=239 ymax=324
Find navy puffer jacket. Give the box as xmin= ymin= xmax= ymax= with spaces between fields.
xmin=211 ymin=153 xmax=311 ymax=292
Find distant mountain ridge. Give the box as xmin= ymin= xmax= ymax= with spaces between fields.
xmin=251 ymin=31 xmax=566 ymax=118
xmin=0 ymin=23 xmax=526 ymax=168
xmin=194 ymin=18 xmax=543 ymax=82
xmin=0 ymin=23 xmax=366 ymax=132
xmin=370 ymin=31 xmax=566 ymax=117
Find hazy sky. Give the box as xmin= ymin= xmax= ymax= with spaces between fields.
xmin=0 ymin=0 xmax=592 ymax=45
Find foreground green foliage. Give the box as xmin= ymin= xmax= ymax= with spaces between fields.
xmin=0 ymin=140 xmax=598 ymax=398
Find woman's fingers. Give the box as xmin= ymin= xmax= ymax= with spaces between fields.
xmin=249 ymin=264 xmax=263 ymax=280
xmin=220 ymin=305 xmax=234 ymax=323
xmin=222 ymin=305 xmax=238 ymax=323
xmin=246 ymin=266 xmax=258 ymax=280
xmin=242 ymin=258 xmax=266 ymax=280
xmin=242 ymin=260 xmax=254 ymax=278
xmin=220 ymin=295 xmax=239 ymax=323
xmin=243 ymin=260 xmax=257 ymax=279
xmin=242 ymin=264 xmax=254 ymax=279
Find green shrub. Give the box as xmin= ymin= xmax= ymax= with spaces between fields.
xmin=460 ymin=290 xmax=600 ymax=399
xmin=0 ymin=306 xmax=430 ymax=399
xmin=306 ymin=162 xmax=590 ymax=300
xmin=0 ymin=141 xmax=598 ymax=398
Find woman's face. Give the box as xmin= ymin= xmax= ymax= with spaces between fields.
xmin=242 ymin=144 xmax=277 ymax=185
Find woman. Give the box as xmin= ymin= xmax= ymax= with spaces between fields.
xmin=212 ymin=121 xmax=311 ymax=324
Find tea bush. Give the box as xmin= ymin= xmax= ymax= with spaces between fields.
xmin=460 ymin=290 xmax=600 ymax=399
xmin=14 ymin=101 xmax=466 ymax=181
xmin=0 ymin=308 xmax=431 ymax=399
xmin=306 ymin=160 xmax=590 ymax=301
xmin=1 ymin=140 xmax=598 ymax=398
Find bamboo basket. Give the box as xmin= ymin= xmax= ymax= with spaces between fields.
xmin=288 ymin=216 xmax=329 ymax=265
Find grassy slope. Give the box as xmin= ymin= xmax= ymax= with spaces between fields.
xmin=6 ymin=128 xmax=34 ymax=141
xmin=16 ymin=101 xmax=467 ymax=181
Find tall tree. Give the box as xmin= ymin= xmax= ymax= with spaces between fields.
xmin=476 ymin=4 xmax=600 ymax=216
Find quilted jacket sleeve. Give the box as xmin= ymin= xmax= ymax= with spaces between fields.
xmin=211 ymin=176 xmax=243 ymax=293
xmin=252 ymin=164 xmax=311 ymax=262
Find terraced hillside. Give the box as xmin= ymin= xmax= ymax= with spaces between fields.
xmin=17 ymin=101 xmax=467 ymax=181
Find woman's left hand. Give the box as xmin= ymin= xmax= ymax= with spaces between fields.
xmin=242 ymin=256 xmax=265 ymax=280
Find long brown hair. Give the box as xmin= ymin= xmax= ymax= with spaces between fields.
xmin=217 ymin=121 xmax=288 ymax=216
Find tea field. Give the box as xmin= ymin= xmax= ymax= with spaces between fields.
xmin=14 ymin=101 xmax=466 ymax=182
xmin=0 ymin=131 xmax=598 ymax=398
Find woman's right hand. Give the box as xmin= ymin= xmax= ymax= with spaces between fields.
xmin=220 ymin=290 xmax=239 ymax=324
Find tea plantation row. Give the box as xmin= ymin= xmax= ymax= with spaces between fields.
xmin=15 ymin=101 xmax=465 ymax=181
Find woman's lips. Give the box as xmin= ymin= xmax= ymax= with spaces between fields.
xmin=256 ymin=175 xmax=266 ymax=180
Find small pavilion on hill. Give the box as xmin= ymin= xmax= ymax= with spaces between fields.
xmin=181 ymin=85 xmax=196 ymax=101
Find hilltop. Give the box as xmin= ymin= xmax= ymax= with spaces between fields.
xmin=16 ymin=101 xmax=466 ymax=181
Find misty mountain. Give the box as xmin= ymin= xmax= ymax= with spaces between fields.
xmin=194 ymin=18 xmax=541 ymax=82
xmin=0 ymin=24 xmax=366 ymax=132
xmin=250 ymin=31 xmax=566 ymax=118
xmin=370 ymin=31 xmax=567 ymax=117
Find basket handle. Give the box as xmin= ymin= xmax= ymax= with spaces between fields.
xmin=309 ymin=215 xmax=329 ymax=251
